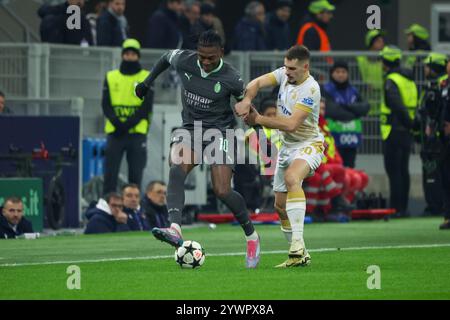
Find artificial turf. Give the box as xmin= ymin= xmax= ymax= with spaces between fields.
xmin=1 ymin=217 xmax=449 ymax=300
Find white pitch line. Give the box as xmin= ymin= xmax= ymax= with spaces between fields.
xmin=1 ymin=243 xmax=450 ymax=268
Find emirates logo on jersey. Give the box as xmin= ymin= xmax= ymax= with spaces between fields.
xmin=280 ymin=105 xmax=292 ymax=116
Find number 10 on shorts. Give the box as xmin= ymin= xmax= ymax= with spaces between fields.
xmin=219 ymin=138 xmax=229 ymax=153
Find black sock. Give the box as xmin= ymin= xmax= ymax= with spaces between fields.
xmin=219 ymin=191 xmax=255 ymax=236
xmin=166 ymin=165 xmax=187 ymax=226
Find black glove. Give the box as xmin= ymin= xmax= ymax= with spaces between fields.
xmin=135 ymin=82 xmax=149 ymax=100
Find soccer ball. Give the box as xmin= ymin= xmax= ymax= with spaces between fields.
xmin=175 ymin=240 xmax=205 ymax=269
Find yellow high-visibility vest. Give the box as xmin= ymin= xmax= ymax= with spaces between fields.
xmin=321 ymin=123 xmax=337 ymax=164
xmin=380 ymin=72 xmax=418 ymax=140
xmin=245 ymin=127 xmax=282 ymax=175
xmin=356 ymin=56 xmax=384 ymax=115
xmin=105 ymin=69 xmax=150 ymax=134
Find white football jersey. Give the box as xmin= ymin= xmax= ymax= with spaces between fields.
xmin=270 ymin=67 xmax=323 ymax=146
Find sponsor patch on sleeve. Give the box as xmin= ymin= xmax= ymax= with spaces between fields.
xmin=301 ymin=97 xmax=314 ymax=107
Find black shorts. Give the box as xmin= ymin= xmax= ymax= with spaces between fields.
xmin=169 ymin=126 xmax=240 ymax=168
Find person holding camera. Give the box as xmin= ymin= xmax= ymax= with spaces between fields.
xmin=438 ymin=59 xmax=450 ymax=230
xmin=414 ymin=53 xmax=449 ymax=218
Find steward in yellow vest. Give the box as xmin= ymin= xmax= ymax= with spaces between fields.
xmin=296 ymin=0 xmax=334 ymax=54
xmin=356 ymin=29 xmax=385 ymax=115
xmin=404 ymin=24 xmax=431 ymax=73
xmin=379 ymin=45 xmax=418 ymax=217
xmin=102 ymin=39 xmax=153 ymax=194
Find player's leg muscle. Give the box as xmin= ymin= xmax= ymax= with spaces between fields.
xmin=210 ymin=164 xmax=233 ymax=199
xmin=274 ymin=192 xmax=288 ymax=219
xmin=167 ymin=143 xmax=197 ymax=226
xmin=284 ymin=159 xmax=311 ymax=192
xmin=211 ymin=165 xmax=255 ymax=236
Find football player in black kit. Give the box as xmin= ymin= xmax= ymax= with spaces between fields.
xmin=135 ymin=30 xmax=260 ymax=268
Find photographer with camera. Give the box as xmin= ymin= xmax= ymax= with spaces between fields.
xmin=414 ymin=53 xmax=449 ymax=219
xmin=438 ymin=59 xmax=450 ymax=230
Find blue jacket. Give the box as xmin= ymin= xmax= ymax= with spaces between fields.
xmin=324 ymin=81 xmax=359 ymax=107
xmin=123 ymin=207 xmax=150 ymax=231
xmin=233 ymin=17 xmax=267 ymax=51
xmin=84 ymin=200 xmax=130 ymax=234
xmin=145 ymin=7 xmax=182 ymax=49
xmin=96 ymin=9 xmax=127 ymax=47
xmin=265 ymin=12 xmax=291 ymax=50
xmin=323 ymin=81 xmax=370 ymax=148
xmin=0 ymin=210 xmax=34 ymax=239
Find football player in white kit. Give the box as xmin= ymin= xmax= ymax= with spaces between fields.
xmin=235 ymin=45 xmax=324 ymax=267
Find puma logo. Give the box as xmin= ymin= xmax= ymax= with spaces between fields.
xmin=184 ymin=73 xmax=192 ymax=81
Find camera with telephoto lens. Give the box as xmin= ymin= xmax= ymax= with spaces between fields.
xmin=420 ymin=79 xmax=442 ymax=121
xmin=418 ymin=79 xmax=446 ymax=155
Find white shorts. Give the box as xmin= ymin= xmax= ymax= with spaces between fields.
xmin=273 ymin=140 xmax=324 ymax=193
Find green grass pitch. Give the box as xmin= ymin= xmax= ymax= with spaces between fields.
xmin=1 ymin=217 xmax=450 ymax=300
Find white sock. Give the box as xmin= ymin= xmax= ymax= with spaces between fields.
xmin=281 ymin=227 xmax=292 ymax=244
xmin=286 ymin=191 xmax=306 ymax=246
xmin=245 ymin=231 xmax=258 ymax=241
xmin=171 ymin=223 xmax=182 ymax=236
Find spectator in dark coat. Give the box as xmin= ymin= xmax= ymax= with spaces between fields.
xmin=1 ymin=197 xmax=34 ymax=239
xmin=145 ymin=0 xmax=184 ymax=49
xmin=265 ymin=0 xmax=293 ymax=51
xmin=142 ymin=181 xmax=170 ymax=229
xmin=0 ymin=90 xmax=13 ymax=115
xmin=96 ymin=0 xmax=128 ymax=47
xmin=180 ymin=1 xmax=201 ymax=50
xmin=84 ymin=192 xmax=130 ymax=234
xmin=38 ymin=0 xmax=93 ymax=46
xmin=186 ymin=3 xmax=216 ymax=49
xmin=322 ymin=61 xmax=370 ymax=168
xmin=233 ymin=1 xmax=267 ymax=51
xmin=86 ymin=1 xmax=108 ymax=45
xmin=203 ymin=0 xmax=226 ymax=48
xmin=122 ymin=183 xmax=150 ymax=231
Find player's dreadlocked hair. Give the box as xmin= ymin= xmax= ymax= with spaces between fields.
xmin=198 ymin=30 xmax=223 ymax=49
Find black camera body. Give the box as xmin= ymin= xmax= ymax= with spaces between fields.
xmin=418 ymin=79 xmax=447 ymax=155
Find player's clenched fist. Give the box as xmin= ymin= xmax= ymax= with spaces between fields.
xmin=135 ymin=82 xmax=149 ymax=100
xmin=234 ymin=99 xmax=252 ymax=118
xmin=245 ymin=106 xmax=260 ymax=126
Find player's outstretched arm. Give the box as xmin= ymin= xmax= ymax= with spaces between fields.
xmin=135 ymin=51 xmax=172 ymax=99
xmin=248 ymin=105 xmax=309 ymax=133
xmin=235 ymin=73 xmax=278 ymax=118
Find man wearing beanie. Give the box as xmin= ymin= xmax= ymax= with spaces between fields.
xmin=265 ymin=0 xmax=293 ymax=51
xmin=379 ymin=46 xmax=418 ymax=217
xmin=102 ymin=39 xmax=154 ymax=194
xmin=323 ymin=61 xmax=370 ymax=168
